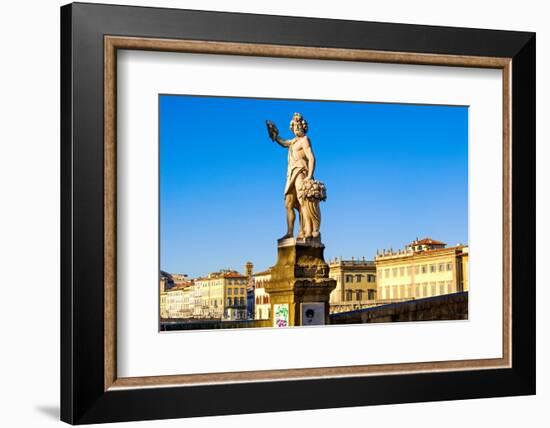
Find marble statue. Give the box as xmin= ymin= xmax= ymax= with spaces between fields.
xmin=266 ymin=113 xmax=327 ymax=241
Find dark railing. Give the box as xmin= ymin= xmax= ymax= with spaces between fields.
xmin=160 ymin=319 xmax=258 ymax=331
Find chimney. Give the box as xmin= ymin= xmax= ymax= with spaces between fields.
xmin=244 ymin=261 xmax=253 ymax=278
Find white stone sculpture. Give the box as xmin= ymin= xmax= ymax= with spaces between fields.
xmin=266 ymin=113 xmax=327 ymax=241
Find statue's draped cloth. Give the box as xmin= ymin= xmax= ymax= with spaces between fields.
xmin=284 ymin=141 xmax=308 ymax=196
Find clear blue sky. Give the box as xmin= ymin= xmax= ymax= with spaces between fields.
xmin=160 ymin=95 xmax=468 ymax=277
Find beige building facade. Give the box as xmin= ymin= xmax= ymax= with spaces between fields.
xmin=160 ymin=290 xmax=168 ymax=319
xmin=375 ymin=238 xmax=468 ymax=301
xmin=252 ymin=269 xmax=272 ymax=320
xmin=164 ymin=285 xmax=186 ymax=319
xmin=328 ymin=257 xmax=377 ymax=304
xmin=191 ymin=270 xmax=248 ymax=320
xmin=159 ymin=272 xmax=171 ymax=319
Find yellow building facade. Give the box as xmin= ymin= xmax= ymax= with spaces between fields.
xmin=375 ymin=238 xmax=468 ymax=301
xmin=223 ymin=272 xmax=248 ymax=320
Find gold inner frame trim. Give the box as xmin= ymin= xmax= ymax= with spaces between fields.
xmin=104 ymin=35 xmax=512 ymax=391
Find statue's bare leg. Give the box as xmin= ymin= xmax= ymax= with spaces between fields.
xmin=280 ymin=193 xmax=296 ymax=239
xmin=294 ymin=173 xmax=309 ymax=238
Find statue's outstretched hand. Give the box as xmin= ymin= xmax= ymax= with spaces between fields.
xmin=266 ymin=120 xmax=279 ymax=141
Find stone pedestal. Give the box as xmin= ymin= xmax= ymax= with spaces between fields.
xmin=262 ymin=236 xmax=336 ymax=327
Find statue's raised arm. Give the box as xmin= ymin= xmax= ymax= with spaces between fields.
xmin=266 ymin=120 xmax=292 ymax=148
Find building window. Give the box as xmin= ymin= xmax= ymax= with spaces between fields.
xmin=240 ymin=287 xmax=244 ymax=294
xmin=367 ymin=274 xmax=375 ymax=283
xmin=430 ymin=264 xmax=436 ymax=273
xmin=414 ymin=265 xmax=419 ymax=275
xmin=356 ymin=290 xmax=363 ymax=301
xmin=227 ymin=288 xmax=232 ymax=295
xmin=421 ymin=265 xmax=427 ymax=274
xmin=439 ymin=263 xmax=445 ymax=272
xmin=447 ymin=263 xmax=453 ymax=271
xmin=345 ymin=275 xmax=353 ymax=283
xmin=227 ymin=297 xmax=232 ymax=306
xmin=345 ymin=290 xmax=353 ymax=301
xmin=355 ymin=274 xmax=362 ymax=282
xmin=399 ymin=267 xmax=405 ymax=276
xmin=384 ymin=269 xmax=389 ymax=278
xmin=240 ymin=297 xmax=245 ymax=306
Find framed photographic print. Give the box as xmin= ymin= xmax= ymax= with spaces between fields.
xmin=60 ymin=2 xmax=535 ymax=424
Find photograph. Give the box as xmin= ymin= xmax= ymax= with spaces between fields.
xmin=159 ymin=95 xmax=469 ymax=331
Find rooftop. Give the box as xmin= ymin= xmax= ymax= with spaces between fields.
xmin=408 ymin=237 xmax=446 ymax=246
xmin=195 ymin=270 xmax=247 ymax=281
xmin=328 ymin=257 xmax=375 ymax=266
xmin=375 ymin=244 xmax=467 ymax=261
xmin=222 ymin=272 xmax=247 ymax=279
xmin=253 ymin=268 xmax=273 ymax=277
xmin=168 ymin=281 xmax=194 ymax=291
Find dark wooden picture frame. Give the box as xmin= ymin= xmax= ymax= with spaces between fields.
xmin=61 ymin=2 xmax=535 ymax=424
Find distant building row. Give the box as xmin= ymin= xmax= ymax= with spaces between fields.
xmin=160 ymin=237 xmax=469 ymax=320
xmin=160 ymin=269 xmax=248 ymax=320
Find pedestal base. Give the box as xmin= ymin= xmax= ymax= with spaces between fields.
xmin=263 ymin=238 xmax=336 ymax=327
